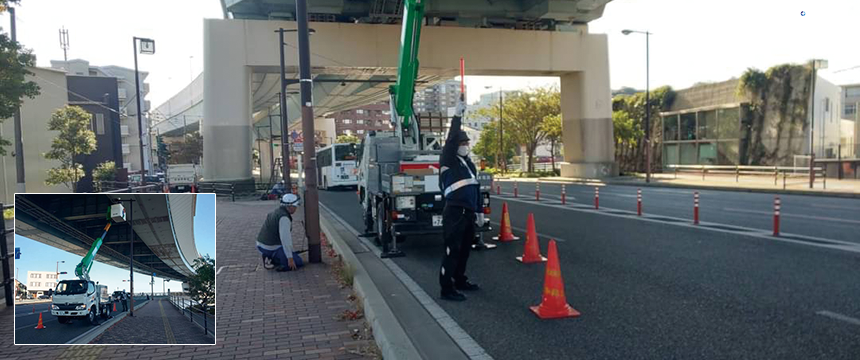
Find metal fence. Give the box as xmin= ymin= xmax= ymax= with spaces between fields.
xmin=1 ymin=204 xmax=15 ymax=306
xmin=168 ymin=294 xmax=214 ymax=336
xmin=196 ymin=182 xmax=265 ymax=202
xmin=96 ymin=181 xmax=163 ymax=193
xmin=664 ymin=165 xmax=827 ymax=189
xmin=505 ymin=163 xmax=557 ymax=172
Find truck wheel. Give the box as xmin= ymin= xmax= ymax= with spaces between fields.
xmin=376 ymin=201 xmax=389 ymax=247
xmin=88 ymin=306 xmax=99 ymax=326
xmin=58 ymin=316 xmax=69 ymax=324
xmin=101 ymin=305 xmax=111 ymax=319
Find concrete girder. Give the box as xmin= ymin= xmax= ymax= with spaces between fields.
xmin=203 ymin=18 xmax=615 ymax=182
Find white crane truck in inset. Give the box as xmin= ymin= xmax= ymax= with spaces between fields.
xmin=52 ymin=203 xmax=126 ymax=325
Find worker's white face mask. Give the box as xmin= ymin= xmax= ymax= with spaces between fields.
xmin=457 ymin=146 xmax=470 ymax=157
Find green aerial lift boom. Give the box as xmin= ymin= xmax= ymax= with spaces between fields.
xmin=74 ymin=203 xmax=126 ymax=281
xmin=388 ymin=0 xmax=426 ymax=150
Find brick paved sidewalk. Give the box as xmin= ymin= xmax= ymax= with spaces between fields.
xmin=0 ymin=198 xmax=377 ymax=359
xmin=90 ymin=299 xmax=213 ymax=345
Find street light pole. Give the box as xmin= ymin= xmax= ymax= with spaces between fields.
xmin=133 ymin=37 xmax=155 ymax=183
xmin=275 ymin=29 xmax=293 ymax=189
xmin=115 ymin=198 xmax=136 ymax=316
xmin=500 ymin=89 xmax=505 ymax=173
xmin=808 ymin=59 xmax=827 ymax=188
xmin=622 ymin=29 xmax=652 ymax=182
xmin=10 ymin=7 xmax=25 ymax=193
xmin=296 ymin=0 xmax=321 ymax=263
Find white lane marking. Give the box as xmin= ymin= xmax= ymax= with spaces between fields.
xmin=16 ymin=309 xmax=50 ymax=318
xmin=816 ymin=311 xmax=860 ymax=326
xmin=318 ymin=202 xmax=495 ymax=360
xmin=723 ymin=208 xmax=860 ymax=225
xmin=216 ymin=266 xmax=224 ymax=275
xmin=491 ymin=194 xmax=860 ymax=254
xmin=488 ymin=221 xmax=566 ymax=243
xmin=811 ymin=203 xmax=860 ymax=211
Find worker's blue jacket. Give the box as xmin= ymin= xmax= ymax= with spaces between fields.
xmin=439 ymin=114 xmax=482 ymax=212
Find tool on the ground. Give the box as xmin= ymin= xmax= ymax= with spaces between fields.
xmin=693 ymin=192 xmax=699 ymax=225
xmin=492 ymin=202 xmax=519 ymax=242
xmin=530 ymin=240 xmax=580 ymax=319
xmin=773 ymin=196 xmax=780 ymax=236
xmin=517 ymin=213 xmax=547 ymax=263
xmin=637 ymin=188 xmax=642 ymax=216
xmin=35 ymin=313 xmax=46 ymax=329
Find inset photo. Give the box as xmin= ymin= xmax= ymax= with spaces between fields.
xmin=13 ymin=193 xmax=215 ymax=345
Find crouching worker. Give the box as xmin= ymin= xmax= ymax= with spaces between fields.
xmin=257 ymin=194 xmax=304 ymax=272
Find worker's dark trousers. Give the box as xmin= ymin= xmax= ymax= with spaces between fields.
xmin=439 ymin=205 xmax=476 ymax=293
xmin=122 ymin=300 xmax=128 ymax=311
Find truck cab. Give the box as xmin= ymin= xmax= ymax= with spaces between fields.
xmin=52 ymin=280 xmax=112 ymax=325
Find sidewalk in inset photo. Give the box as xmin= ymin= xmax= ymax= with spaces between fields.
xmin=90 ymin=298 xmax=212 ymax=345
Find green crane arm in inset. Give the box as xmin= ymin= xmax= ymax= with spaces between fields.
xmin=74 ymin=214 xmax=114 ymax=281
xmin=389 ymin=0 xmax=425 ymax=128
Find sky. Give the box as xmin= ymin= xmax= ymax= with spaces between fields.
xmin=14 ymin=194 xmax=216 ymax=294
xmin=2 ymin=0 xmax=859 ymax=109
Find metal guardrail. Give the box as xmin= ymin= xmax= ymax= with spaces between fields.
xmin=168 ymin=294 xmax=214 ymax=336
xmin=506 ymin=163 xmax=557 ymax=172
xmin=96 ymin=181 xmax=163 ymax=193
xmin=664 ymin=165 xmax=827 ymax=190
xmin=1 ymin=204 xmax=15 ymax=306
xmin=197 ymin=182 xmax=264 ymax=202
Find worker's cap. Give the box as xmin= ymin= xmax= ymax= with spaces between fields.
xmin=457 ymin=131 xmax=470 ymax=143
xmin=281 ymin=193 xmax=301 ymax=207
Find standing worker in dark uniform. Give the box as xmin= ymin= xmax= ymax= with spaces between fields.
xmin=439 ymin=99 xmax=483 ymax=301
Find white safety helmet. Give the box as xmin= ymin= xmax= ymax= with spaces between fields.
xmin=281 ymin=193 xmax=301 ymax=207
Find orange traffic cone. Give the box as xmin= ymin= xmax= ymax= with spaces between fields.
xmin=517 ymin=213 xmax=547 ymax=263
xmin=113 ymin=302 xmax=117 ymax=312
xmin=492 ymin=203 xmax=519 ymax=242
xmin=530 ymin=240 xmax=580 ymax=319
xmin=34 ymin=313 xmax=46 ymax=329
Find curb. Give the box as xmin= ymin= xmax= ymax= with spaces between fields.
xmin=67 ymin=299 xmax=150 ymax=345
xmin=607 ymin=180 xmax=860 ymax=199
xmin=318 ymin=209 xmax=423 ymax=360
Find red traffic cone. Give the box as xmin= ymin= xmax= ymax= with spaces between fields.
xmin=32 ymin=305 xmax=35 ymax=313
xmin=113 ymin=302 xmax=117 ymax=312
xmin=517 ymin=213 xmax=547 ymax=263
xmin=34 ymin=313 xmax=46 ymax=329
xmin=530 ymin=240 xmax=580 ymax=319
xmin=492 ymin=203 xmax=520 ymax=242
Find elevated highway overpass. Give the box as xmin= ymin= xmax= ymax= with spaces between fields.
xmin=201 ymin=0 xmax=617 ymax=183
xmin=15 ymin=194 xmax=201 ymax=281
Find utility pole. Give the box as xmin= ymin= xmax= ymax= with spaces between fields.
xmin=114 ymin=198 xmax=137 ymax=316
xmin=274 ymin=30 xmax=292 ymax=189
xmin=10 ymin=8 xmax=25 ymax=193
xmin=808 ymin=59 xmax=827 ymax=188
xmin=133 ymin=37 xmax=155 ymax=182
xmin=499 ymin=89 xmax=505 ymax=173
xmin=645 ymin=31 xmax=651 ymax=183
xmin=59 ymin=27 xmax=69 ymax=69
xmin=296 ymin=0 xmax=321 ymax=263
xmin=269 ymin=114 xmax=275 ymax=183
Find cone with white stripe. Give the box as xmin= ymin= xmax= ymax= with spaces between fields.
xmin=492 ymin=202 xmax=519 ymax=242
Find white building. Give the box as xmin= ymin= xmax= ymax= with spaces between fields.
xmin=26 ymin=271 xmax=60 ymax=297
xmin=51 ymin=59 xmax=152 ymax=175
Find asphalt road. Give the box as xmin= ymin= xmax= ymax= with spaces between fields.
xmin=319 ymin=187 xmax=860 ymax=359
xmin=494 ymin=181 xmax=860 ymax=244
xmin=14 ymin=297 xmax=148 ymax=344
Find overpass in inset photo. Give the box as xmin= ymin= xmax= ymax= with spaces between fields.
xmin=15 ymin=194 xmax=202 ymax=281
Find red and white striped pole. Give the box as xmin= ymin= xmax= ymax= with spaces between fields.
xmin=535 ymin=181 xmax=540 ymax=201
xmin=637 ymin=188 xmax=642 ymax=216
xmin=594 ymin=187 xmax=599 ymax=209
xmin=561 ymin=184 xmax=566 ymax=205
xmin=514 ymin=181 xmax=518 ymax=198
xmin=773 ymin=196 xmax=780 ymax=236
xmin=496 ymin=183 xmax=500 ymax=195
xmin=693 ymin=191 xmax=700 ymax=225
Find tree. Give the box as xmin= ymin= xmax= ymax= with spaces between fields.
xmin=92 ymin=161 xmax=117 ymax=191
xmin=0 ymin=0 xmax=40 ymax=155
xmin=540 ymin=113 xmax=562 ymax=172
xmin=169 ymin=131 xmax=202 ymax=164
xmin=472 ymin=120 xmax=516 ymax=167
xmin=336 ymin=134 xmax=359 ymax=144
xmin=503 ymin=87 xmax=560 ymax=172
xmin=44 ymin=106 xmax=97 ymax=191
xmin=188 ymin=255 xmax=215 ymax=311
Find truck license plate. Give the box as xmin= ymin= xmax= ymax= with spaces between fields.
xmin=432 ymin=215 xmax=443 ymax=227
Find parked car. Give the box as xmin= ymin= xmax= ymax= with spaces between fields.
xmin=38 ymin=294 xmax=51 ymax=299
xmin=112 ymin=290 xmax=126 ymax=302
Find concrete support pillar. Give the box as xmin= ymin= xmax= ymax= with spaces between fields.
xmin=259 ymin=139 xmax=273 ymax=184
xmin=559 ymin=35 xmax=617 ymax=178
xmin=202 ymin=20 xmax=252 ymax=183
